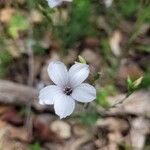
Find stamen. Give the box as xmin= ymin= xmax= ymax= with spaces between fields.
xmin=63 ymin=87 xmax=73 ymax=95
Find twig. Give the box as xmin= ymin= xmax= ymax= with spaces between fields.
xmin=0 ymin=80 xmax=53 ymax=112
xmin=25 ymin=17 xmax=34 ymax=139
xmin=92 ymin=94 xmax=131 ymax=116
xmin=80 ymin=93 xmax=130 ymax=117
xmin=108 ymin=94 xmax=130 ymax=109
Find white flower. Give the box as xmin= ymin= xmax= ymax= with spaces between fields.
xmin=46 ymin=0 xmax=73 ymax=8
xmin=39 ymin=61 xmax=96 ymax=119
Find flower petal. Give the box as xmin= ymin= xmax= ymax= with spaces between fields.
xmin=39 ymin=85 xmax=62 ymax=105
xmin=68 ymin=63 xmax=89 ymax=88
xmin=47 ymin=61 xmax=68 ymax=87
xmin=64 ymin=0 xmax=72 ymax=2
xmin=71 ymin=83 xmax=96 ymax=103
xmin=54 ymin=94 xmax=75 ymax=119
xmin=46 ymin=0 xmax=63 ymax=8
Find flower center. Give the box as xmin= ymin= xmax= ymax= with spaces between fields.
xmin=63 ymin=87 xmax=73 ymax=95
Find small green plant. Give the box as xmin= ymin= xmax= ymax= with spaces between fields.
xmin=127 ymin=76 xmax=143 ymax=95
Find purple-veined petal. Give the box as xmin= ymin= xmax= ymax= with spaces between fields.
xmin=54 ymin=94 xmax=75 ymax=119
xmin=46 ymin=0 xmax=63 ymax=8
xmin=47 ymin=61 xmax=68 ymax=87
xmin=39 ymin=85 xmax=63 ymax=105
xmin=71 ymin=83 xmax=96 ymax=103
xmin=68 ymin=63 xmax=89 ymax=88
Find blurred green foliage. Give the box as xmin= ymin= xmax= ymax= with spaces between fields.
xmin=116 ymin=0 xmax=140 ymax=18
xmin=96 ymin=90 xmax=110 ymax=108
xmin=0 ymin=50 xmax=13 ymax=78
xmin=58 ymin=0 xmax=96 ymax=49
xmin=8 ymin=13 xmax=29 ymax=39
xmin=32 ymin=43 xmax=47 ymax=55
xmin=0 ymin=50 xmax=12 ymax=65
xmin=141 ymin=70 xmax=150 ymax=89
xmin=135 ymin=45 xmax=150 ymax=53
xmin=100 ymin=39 xmax=118 ymax=67
xmin=118 ymin=142 xmax=133 ymax=150
xmin=79 ymin=111 xmax=99 ymax=127
xmin=130 ymin=3 xmax=150 ymax=42
xmin=29 ymin=142 xmax=42 ymax=150
xmin=96 ymin=85 xmax=117 ymax=108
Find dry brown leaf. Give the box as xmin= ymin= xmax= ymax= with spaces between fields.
xmin=109 ymin=30 xmax=122 ymax=57
xmin=30 ymin=10 xmax=43 ymax=23
xmin=84 ymin=37 xmax=100 ymax=48
xmin=7 ymin=41 xmax=21 ymax=58
xmin=0 ymin=8 xmax=15 ymax=23
xmin=107 ymin=90 xmax=150 ymax=117
xmin=73 ymin=123 xmax=88 ymax=137
xmin=81 ymin=48 xmax=102 ymax=74
xmin=0 ymin=106 xmax=11 ymax=115
xmin=108 ymin=132 xmax=122 ymax=150
xmin=0 ymin=120 xmax=8 ymax=128
xmin=96 ymin=117 xmax=129 ymax=133
xmin=0 ymin=132 xmax=27 ymax=149
xmin=50 ymin=120 xmax=71 ymax=139
xmin=64 ymin=50 xmax=78 ymax=64
xmin=9 ymin=126 xmax=29 ymax=142
xmin=130 ymin=117 xmax=150 ymax=150
xmin=33 ymin=117 xmax=61 ymax=143
xmin=0 ymin=121 xmax=27 ymax=149
xmin=1 ymin=108 xmax=23 ymax=126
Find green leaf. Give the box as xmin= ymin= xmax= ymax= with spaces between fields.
xmin=133 ymin=77 xmax=143 ymax=88
xmin=127 ymin=76 xmax=133 ymax=91
xmin=126 ymin=76 xmax=143 ymax=95
xmin=78 ymin=55 xmax=86 ymax=64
